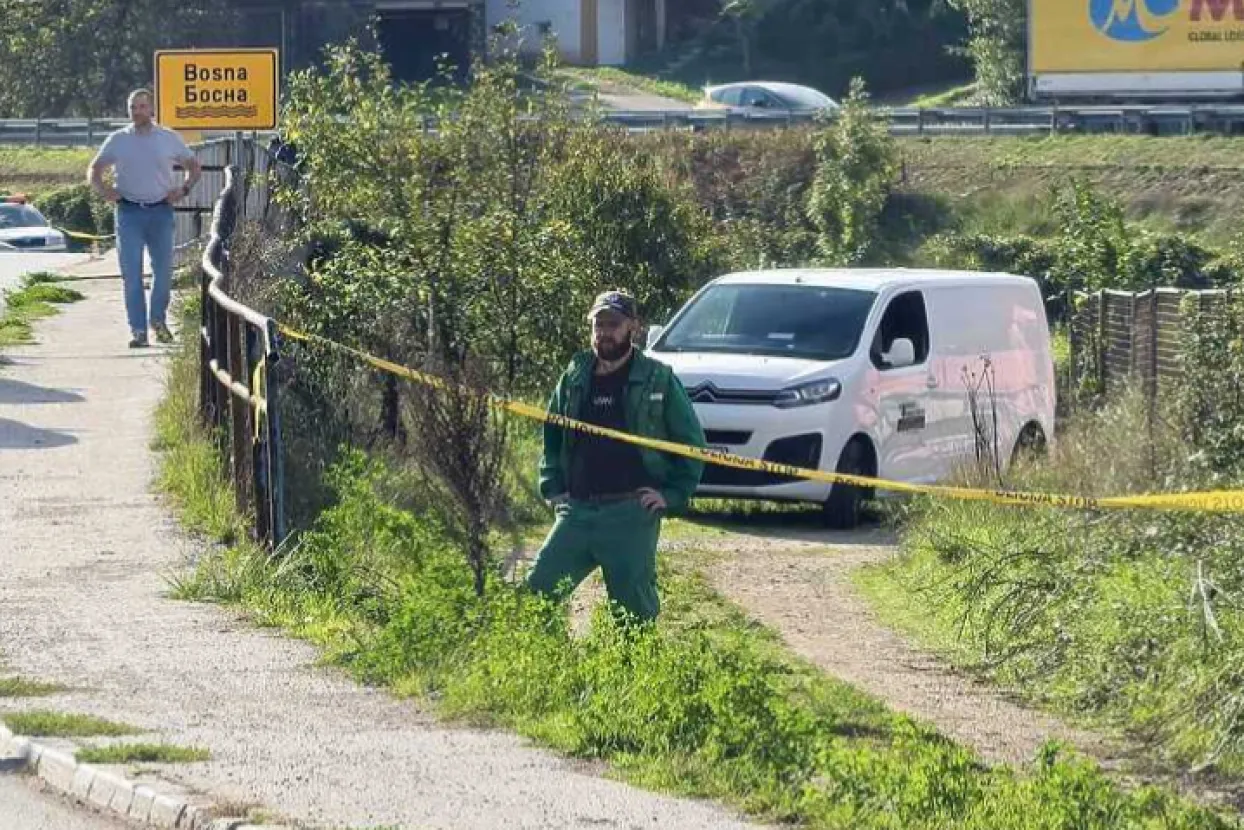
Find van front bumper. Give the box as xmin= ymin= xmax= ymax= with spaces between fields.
xmin=692 ymin=406 xmax=838 ymax=503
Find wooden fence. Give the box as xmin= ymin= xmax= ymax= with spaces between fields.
xmin=1068 ymin=287 xmax=1238 ymax=403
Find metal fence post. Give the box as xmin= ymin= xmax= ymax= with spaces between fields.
xmin=199 ymin=261 xmax=214 ymax=426
xmin=227 ymin=318 xmax=250 ymax=517
xmin=1097 ymin=291 xmax=1108 ymax=395
xmin=246 ymin=325 xmax=270 ymax=543
xmin=1149 ymin=289 xmax=1159 ymax=405
xmin=1128 ymin=291 xmax=1139 ymax=377
xmin=265 ymin=319 xmax=287 ymax=547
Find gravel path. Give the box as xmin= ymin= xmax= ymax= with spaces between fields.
xmin=689 ymin=517 xmax=1122 ymax=768
xmin=0 ymin=273 xmax=762 ymax=830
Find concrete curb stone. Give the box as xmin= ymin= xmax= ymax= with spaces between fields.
xmin=0 ymin=723 xmax=284 ymax=828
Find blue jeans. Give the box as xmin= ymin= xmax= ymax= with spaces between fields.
xmin=115 ymin=201 xmax=174 ymax=333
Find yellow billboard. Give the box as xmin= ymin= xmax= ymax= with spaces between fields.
xmin=155 ymin=49 xmax=279 ymax=131
xmin=1031 ymin=0 xmax=1244 ymax=72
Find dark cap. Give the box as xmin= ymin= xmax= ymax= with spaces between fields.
xmin=588 ymin=289 xmax=638 ymax=320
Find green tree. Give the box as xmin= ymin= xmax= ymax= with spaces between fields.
xmin=947 ymin=0 xmax=1026 ymax=105
xmin=0 ymin=0 xmax=238 ymax=117
xmin=806 ymin=78 xmax=899 ymax=266
xmin=274 ymin=30 xmax=716 ymax=592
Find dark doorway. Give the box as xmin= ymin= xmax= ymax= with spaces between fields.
xmin=376 ymin=6 xmax=471 ymax=84
xmin=636 ymin=0 xmax=658 ymax=54
xmin=626 ymin=0 xmax=659 ymax=60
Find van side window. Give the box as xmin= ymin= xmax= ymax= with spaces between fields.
xmin=870 ymin=290 xmax=930 ymax=369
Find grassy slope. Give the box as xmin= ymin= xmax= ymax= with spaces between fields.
xmin=4 ymin=132 xmax=1244 ymax=241
xmin=0 ymin=148 xmax=92 ymax=199
xmin=555 ymin=67 xmax=703 ymax=103
xmin=898 ymin=135 xmax=1244 ymax=243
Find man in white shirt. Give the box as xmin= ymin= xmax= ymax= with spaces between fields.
xmin=87 ymin=89 xmax=201 ymax=348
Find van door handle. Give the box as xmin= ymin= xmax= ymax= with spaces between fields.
xmin=926 ymin=376 xmax=938 ymax=389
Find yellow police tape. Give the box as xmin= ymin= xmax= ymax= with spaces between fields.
xmin=276 ymin=324 xmax=1244 ymax=514
xmin=251 ymin=355 xmax=268 ymax=439
xmin=54 ymin=228 xmax=115 ymax=242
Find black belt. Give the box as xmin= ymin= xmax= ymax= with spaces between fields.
xmin=573 ymin=491 xmax=640 ymax=505
xmin=119 ymin=197 xmax=169 ymax=208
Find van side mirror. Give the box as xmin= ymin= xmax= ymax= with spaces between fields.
xmin=883 ymin=337 xmax=916 ymax=369
xmin=646 ymin=324 xmax=664 ymax=348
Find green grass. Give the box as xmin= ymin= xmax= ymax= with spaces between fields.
xmin=151 ymin=297 xmax=248 ymax=546
xmin=854 ymin=388 xmax=1244 ymax=780
xmin=4 ymin=710 xmax=139 ymax=738
xmin=152 ymin=321 xmax=1241 ymax=829
xmin=0 ymin=148 xmax=93 ymax=199
xmin=0 ymin=273 xmax=85 ymax=347
xmin=557 ymin=67 xmax=702 ymax=104
xmin=897 ymin=135 xmax=1244 ymax=242
xmin=901 ymin=134 xmax=1244 ymax=170
xmin=75 ymin=743 xmax=210 ymax=764
xmin=0 ymin=677 xmax=69 ymax=698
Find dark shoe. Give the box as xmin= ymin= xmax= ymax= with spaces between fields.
xmin=129 ymin=330 xmax=149 ymax=348
xmin=153 ymin=322 xmax=174 ymax=344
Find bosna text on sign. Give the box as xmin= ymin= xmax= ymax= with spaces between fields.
xmin=154 ymin=48 xmax=279 ymax=131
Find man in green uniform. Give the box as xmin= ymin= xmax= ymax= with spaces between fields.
xmin=527 ymin=289 xmax=706 ymax=622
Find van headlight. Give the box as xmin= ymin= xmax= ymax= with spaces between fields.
xmin=774 ymin=378 xmax=842 ymax=408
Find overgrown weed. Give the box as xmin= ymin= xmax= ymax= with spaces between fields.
xmin=867 ymin=385 xmax=1244 ymax=778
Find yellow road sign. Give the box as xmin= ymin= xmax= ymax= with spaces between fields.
xmin=155 ymin=48 xmax=278 ymax=131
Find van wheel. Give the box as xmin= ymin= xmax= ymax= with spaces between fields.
xmin=1010 ymin=423 xmax=1047 ymax=469
xmin=823 ymin=440 xmax=870 ymax=530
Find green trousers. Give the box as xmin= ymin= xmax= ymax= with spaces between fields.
xmin=526 ymin=497 xmax=663 ymax=621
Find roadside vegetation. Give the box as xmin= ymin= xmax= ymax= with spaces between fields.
xmin=0 ymin=677 xmax=68 ymax=698
xmin=860 ymin=298 xmax=1244 ymax=779
xmin=556 ymin=67 xmax=701 ymax=104
xmin=75 ymin=743 xmax=210 ymax=764
xmin=0 ymin=148 xmax=92 ymax=196
xmin=158 ymin=305 xmax=1237 ymax=828
xmin=3 ymin=711 xmax=138 ymax=738
xmin=0 ymin=273 xmax=84 ymax=347
xmin=150 ymin=32 xmax=1244 ymax=828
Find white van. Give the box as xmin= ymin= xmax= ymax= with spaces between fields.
xmin=645 ymin=268 xmax=1055 ymax=528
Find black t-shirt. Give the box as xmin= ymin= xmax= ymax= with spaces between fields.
xmin=568 ymin=357 xmax=652 ymax=499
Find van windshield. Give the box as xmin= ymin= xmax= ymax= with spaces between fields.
xmin=655 ymin=283 xmax=877 ymax=361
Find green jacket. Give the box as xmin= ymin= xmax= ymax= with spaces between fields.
xmin=538 ymin=349 xmax=706 ymax=512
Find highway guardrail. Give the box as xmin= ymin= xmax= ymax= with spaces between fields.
xmin=7 ymin=103 xmax=1244 ymax=145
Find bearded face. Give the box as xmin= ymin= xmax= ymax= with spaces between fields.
xmin=591 ymin=309 xmax=635 ymax=362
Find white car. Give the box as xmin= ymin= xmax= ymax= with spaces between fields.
xmin=646 ymin=268 xmax=1055 ymax=528
xmin=698 ymin=82 xmax=839 ymax=115
xmin=0 ymin=199 xmax=67 ymax=252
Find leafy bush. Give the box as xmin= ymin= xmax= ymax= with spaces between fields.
xmin=33 ymin=183 xmax=113 ymax=249
xmin=946 ymin=0 xmax=1026 ymax=105
xmin=807 ymin=78 xmax=900 ymax=266
xmin=1176 ymin=292 xmax=1244 ymax=482
xmin=920 ymin=183 xmax=1240 ymax=323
